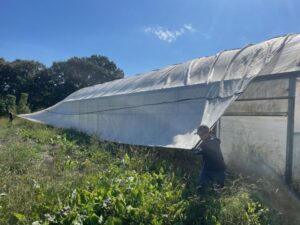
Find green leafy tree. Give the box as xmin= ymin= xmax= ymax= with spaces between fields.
xmin=17 ymin=93 xmax=31 ymax=114
xmin=29 ymin=55 xmax=125 ymax=110
xmin=48 ymin=55 xmax=124 ymax=102
xmin=0 ymin=59 xmax=10 ymax=95
xmin=5 ymin=94 xmax=17 ymax=113
xmin=0 ymin=55 xmax=124 ymax=111
xmin=28 ymin=69 xmax=55 ymax=110
xmin=0 ymin=59 xmax=45 ymax=97
xmin=0 ymin=98 xmax=6 ymax=115
xmin=0 ymin=57 xmax=5 ymax=65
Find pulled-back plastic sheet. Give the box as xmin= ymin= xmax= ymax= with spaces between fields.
xmin=20 ymin=34 xmax=300 ymax=149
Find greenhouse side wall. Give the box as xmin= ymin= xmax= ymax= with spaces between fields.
xmin=292 ymin=78 xmax=300 ymax=190
xmin=219 ymin=76 xmax=289 ymax=179
xmin=220 ymin=116 xmax=287 ymax=177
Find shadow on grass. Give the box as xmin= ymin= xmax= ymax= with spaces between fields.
xmin=58 ymin=128 xmax=92 ymax=146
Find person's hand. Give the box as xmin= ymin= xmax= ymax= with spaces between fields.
xmin=192 ymin=147 xmax=202 ymax=155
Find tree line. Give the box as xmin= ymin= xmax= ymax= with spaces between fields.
xmin=0 ymin=55 xmax=124 ymax=115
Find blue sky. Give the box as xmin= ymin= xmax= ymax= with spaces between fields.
xmin=0 ymin=0 xmax=300 ymax=76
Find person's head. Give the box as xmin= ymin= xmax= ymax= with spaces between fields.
xmin=196 ymin=125 xmax=210 ymax=140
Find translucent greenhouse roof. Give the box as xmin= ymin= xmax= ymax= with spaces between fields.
xmin=65 ymin=33 xmax=300 ymax=102
xmin=20 ymin=33 xmax=300 ymax=149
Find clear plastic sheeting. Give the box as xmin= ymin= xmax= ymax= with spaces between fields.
xmin=220 ymin=116 xmax=288 ymax=176
xmin=225 ymin=99 xmax=289 ymax=116
xmin=20 ymin=34 xmax=300 ymax=149
xmin=237 ymin=78 xmax=289 ymax=100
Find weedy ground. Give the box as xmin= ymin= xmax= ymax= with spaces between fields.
xmin=0 ymin=118 xmax=282 ymax=224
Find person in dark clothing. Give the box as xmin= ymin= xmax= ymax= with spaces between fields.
xmin=192 ymin=125 xmax=226 ymax=188
xmin=8 ymin=111 xmax=13 ymax=122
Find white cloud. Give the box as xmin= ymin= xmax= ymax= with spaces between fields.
xmin=144 ymin=24 xmax=195 ymax=43
xmin=183 ymin=24 xmax=195 ymax=32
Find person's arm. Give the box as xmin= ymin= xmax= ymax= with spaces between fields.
xmin=192 ymin=141 xmax=204 ymax=155
xmin=192 ymin=147 xmax=203 ymax=155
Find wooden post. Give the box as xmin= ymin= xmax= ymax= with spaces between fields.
xmin=285 ymin=76 xmax=296 ymax=186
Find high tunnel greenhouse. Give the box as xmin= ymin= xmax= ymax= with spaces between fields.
xmin=21 ymin=33 xmax=300 ymax=186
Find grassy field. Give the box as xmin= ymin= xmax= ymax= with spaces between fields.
xmin=0 ymin=118 xmax=281 ymax=225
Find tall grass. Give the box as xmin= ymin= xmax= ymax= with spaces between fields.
xmin=0 ymin=118 xmax=281 ymax=224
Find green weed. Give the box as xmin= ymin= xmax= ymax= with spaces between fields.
xmin=0 ymin=118 xmax=279 ymax=225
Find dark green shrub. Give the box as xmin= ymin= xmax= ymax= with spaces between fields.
xmin=5 ymin=94 xmax=16 ymax=113
xmin=17 ymin=92 xmax=31 ymax=114
xmin=0 ymin=98 xmax=7 ymax=115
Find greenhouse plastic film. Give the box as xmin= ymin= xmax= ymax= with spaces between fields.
xmin=20 ymin=34 xmax=300 ymax=149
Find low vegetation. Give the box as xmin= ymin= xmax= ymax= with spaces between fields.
xmin=0 ymin=118 xmax=281 ymax=224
